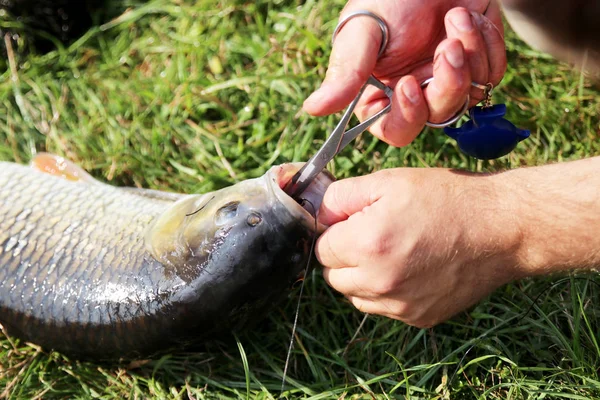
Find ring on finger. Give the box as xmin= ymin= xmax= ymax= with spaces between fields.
xmin=420 ymin=77 xmax=471 ymax=128
xmin=332 ymin=10 xmax=389 ymax=58
xmin=420 ymin=79 xmax=495 ymax=128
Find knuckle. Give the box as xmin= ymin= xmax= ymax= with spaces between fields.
xmin=322 ymin=179 xmax=350 ymax=213
xmin=329 ymin=180 xmax=349 ymax=207
xmin=326 ymin=62 xmax=370 ymax=88
xmin=446 ymin=74 xmax=471 ymax=93
xmin=345 ymin=67 xmax=372 ymax=87
xmin=321 ymin=266 xmax=333 ymax=285
xmin=444 ymin=7 xmax=471 ymax=28
xmin=390 ymin=300 xmax=409 ymax=317
xmin=379 ymin=300 xmax=411 ymax=319
xmin=359 ymin=227 xmax=391 ymax=261
xmin=370 ymin=276 xmax=402 ymax=297
xmin=349 ymin=297 xmax=367 ymax=313
xmin=406 ymin=307 xmax=440 ymax=329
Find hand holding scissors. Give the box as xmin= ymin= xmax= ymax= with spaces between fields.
xmin=302 ymin=1 xmax=507 ymax=148
xmin=285 ymin=5 xmax=520 ymax=198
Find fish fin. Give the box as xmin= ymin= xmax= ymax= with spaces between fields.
xmin=120 ymin=187 xmax=186 ymax=202
xmin=30 ymin=153 xmax=99 ymax=184
xmin=31 ymin=153 xmax=186 ymax=201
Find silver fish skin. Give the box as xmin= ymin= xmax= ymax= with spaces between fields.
xmin=0 ymin=155 xmax=333 ymax=359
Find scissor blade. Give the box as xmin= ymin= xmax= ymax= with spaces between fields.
xmin=283 ymin=88 xmax=367 ymax=199
xmin=283 ymin=76 xmax=393 ymax=199
xmin=338 ymin=103 xmax=391 ymax=149
xmin=283 ymin=124 xmax=346 ymax=198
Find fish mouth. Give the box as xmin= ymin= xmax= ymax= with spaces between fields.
xmin=267 ymin=163 xmax=334 ymax=234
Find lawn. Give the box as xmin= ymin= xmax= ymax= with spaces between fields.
xmin=1 ymin=0 xmax=600 ymax=398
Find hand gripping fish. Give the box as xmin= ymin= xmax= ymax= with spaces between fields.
xmin=0 ymin=154 xmax=333 ymax=359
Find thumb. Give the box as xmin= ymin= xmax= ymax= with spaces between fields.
xmin=303 ymin=12 xmax=383 ymax=116
xmin=318 ymin=173 xmax=384 ymax=226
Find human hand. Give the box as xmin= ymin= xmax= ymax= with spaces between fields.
xmin=314 ymin=168 xmax=523 ymax=327
xmin=303 ymin=0 xmax=507 ymax=147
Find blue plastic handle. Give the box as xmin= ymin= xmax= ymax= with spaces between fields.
xmin=443 ymin=104 xmax=530 ymax=160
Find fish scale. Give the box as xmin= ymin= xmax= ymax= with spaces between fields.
xmin=0 ymin=159 xmax=332 ymax=358
xmin=0 ymin=162 xmax=176 ymax=355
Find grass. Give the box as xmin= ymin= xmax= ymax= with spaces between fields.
xmin=1 ymin=0 xmax=600 ymax=398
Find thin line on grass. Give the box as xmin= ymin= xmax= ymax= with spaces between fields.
xmin=281 ymin=199 xmax=318 ymax=395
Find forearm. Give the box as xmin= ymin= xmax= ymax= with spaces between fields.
xmin=498 ymin=157 xmax=600 ymax=277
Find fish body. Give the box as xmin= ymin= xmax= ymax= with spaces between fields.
xmin=0 ymin=155 xmax=332 ymax=359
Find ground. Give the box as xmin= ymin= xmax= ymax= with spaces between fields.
xmin=1 ymin=0 xmax=600 ymax=398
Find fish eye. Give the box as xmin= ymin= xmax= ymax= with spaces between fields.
xmin=215 ymin=201 xmax=239 ymax=225
xmin=246 ymin=212 xmax=262 ymax=227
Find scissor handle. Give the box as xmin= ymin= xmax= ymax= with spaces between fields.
xmin=338 ymin=76 xmax=393 ymax=148
xmin=284 ymin=75 xmax=393 ymax=199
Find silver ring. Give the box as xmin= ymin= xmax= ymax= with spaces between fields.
xmin=420 ymin=77 xmax=471 ymax=128
xmin=471 ymin=82 xmax=488 ymax=91
xmin=332 ymin=10 xmax=389 ymax=58
xmin=471 ymin=81 xmax=494 ymax=93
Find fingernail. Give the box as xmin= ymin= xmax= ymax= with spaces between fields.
xmin=401 ymin=79 xmax=420 ymax=105
xmin=444 ymin=42 xmax=464 ymax=69
xmin=451 ymin=9 xmax=474 ymax=32
xmin=471 ymin=11 xmax=504 ymax=39
xmin=470 ymin=11 xmax=488 ymax=29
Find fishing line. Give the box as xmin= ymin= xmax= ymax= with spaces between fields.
xmin=280 ymin=198 xmax=318 ymax=395
xmin=186 ymin=195 xmax=215 ymax=217
xmin=447 ymin=275 xmax=600 ymax=390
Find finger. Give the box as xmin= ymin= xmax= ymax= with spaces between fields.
xmin=323 ymin=268 xmax=372 ymax=297
xmin=316 ymin=185 xmax=391 ymax=269
xmin=423 ymin=38 xmax=471 ymax=124
xmin=483 ymin=0 xmax=505 ymax=37
xmin=445 ymin=7 xmax=490 ymax=104
xmin=315 ymin=218 xmax=364 ymax=269
xmin=472 ymin=9 xmax=507 ymax=88
xmin=317 ymin=173 xmax=385 ymax=226
xmin=347 ymin=296 xmax=403 ymax=320
xmin=302 ymin=12 xmax=383 ymax=116
xmin=354 ymin=75 xmax=430 ymax=147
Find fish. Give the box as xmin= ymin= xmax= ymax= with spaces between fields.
xmin=0 ymin=153 xmax=333 ymax=359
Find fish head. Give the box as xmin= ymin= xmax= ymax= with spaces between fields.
xmin=145 ymin=163 xmax=334 ymax=335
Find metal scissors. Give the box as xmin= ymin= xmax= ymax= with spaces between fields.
xmin=283 ymin=75 xmax=393 ymax=199
xmin=283 ymin=10 xmax=472 ymax=199
xmin=282 ymin=10 xmax=394 ymax=200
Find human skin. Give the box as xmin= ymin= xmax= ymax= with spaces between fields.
xmin=308 ymin=0 xmax=600 ymax=327
xmin=316 ymin=157 xmax=600 ymax=327
xmin=303 ymin=0 xmax=507 ymax=147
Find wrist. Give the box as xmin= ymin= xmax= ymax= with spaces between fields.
xmin=442 ymin=170 xmax=526 ymax=287
xmin=463 ymin=171 xmax=527 ymax=284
